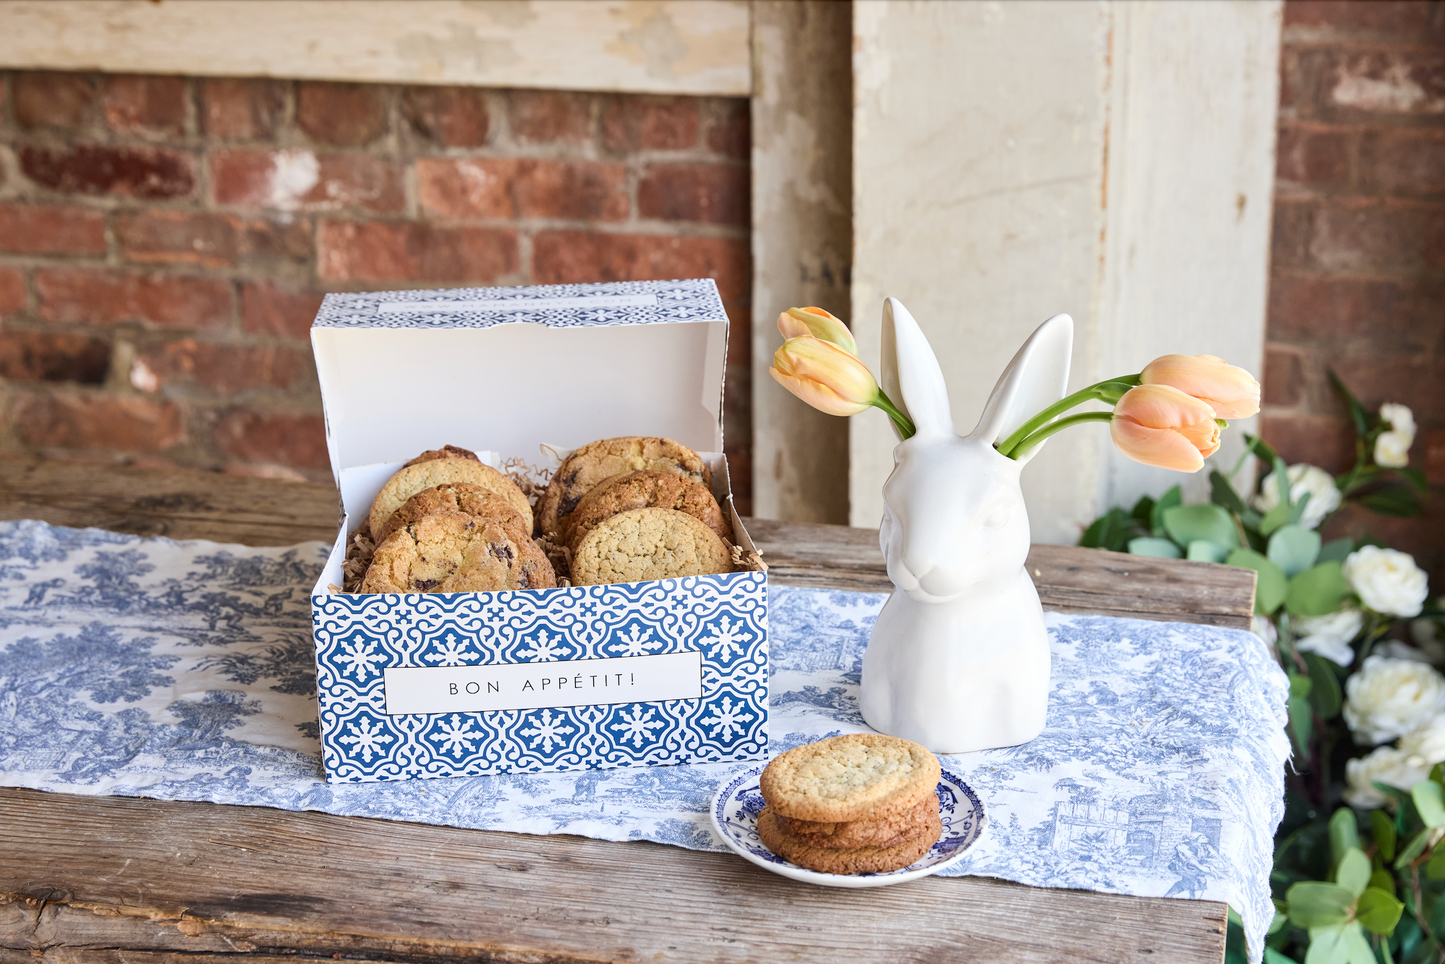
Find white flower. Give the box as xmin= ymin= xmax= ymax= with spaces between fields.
xmin=1374 ymin=403 xmax=1416 ymax=468
xmin=1344 ymin=545 xmax=1429 ymax=618
xmin=1377 ymin=640 xmax=1434 ymax=664
xmin=1400 ymin=714 xmax=1445 ymax=768
xmin=1344 ymin=746 xmax=1431 ymax=809
xmin=1294 ymin=607 xmax=1363 ymax=667
xmin=1252 ymin=614 xmax=1278 ymax=647
xmin=1343 ymin=654 xmax=1445 ymax=744
xmin=1252 ymin=463 xmax=1342 ymax=530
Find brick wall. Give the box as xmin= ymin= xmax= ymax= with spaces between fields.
xmin=1264 ymin=0 xmax=1445 ymax=584
xmin=0 ymin=72 xmax=753 ymax=512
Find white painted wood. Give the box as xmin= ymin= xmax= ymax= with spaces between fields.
xmin=849 ymin=0 xmax=1281 ymax=540
xmin=0 ymin=0 xmax=751 ymax=96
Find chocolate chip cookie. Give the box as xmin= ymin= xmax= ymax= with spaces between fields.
xmin=375 ymin=482 xmax=529 ymax=546
xmin=361 ymin=509 xmax=555 ymax=594
xmin=570 ymin=507 xmax=732 ymax=586
xmin=369 ymin=457 xmax=532 ymax=540
xmin=538 ymin=437 xmax=711 ymax=542
xmin=566 ymin=469 xmax=733 ymax=555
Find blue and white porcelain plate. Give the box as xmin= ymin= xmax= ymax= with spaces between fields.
xmin=710 ymin=765 xmax=987 ymax=888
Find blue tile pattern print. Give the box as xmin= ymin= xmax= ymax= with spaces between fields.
xmin=0 ymin=521 xmax=1287 ymax=964
xmin=311 ymin=279 xmax=726 ymax=330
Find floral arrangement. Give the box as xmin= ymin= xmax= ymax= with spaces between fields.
xmin=1082 ymin=376 xmax=1442 ymax=964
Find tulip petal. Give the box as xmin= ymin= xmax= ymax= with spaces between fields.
xmin=1110 ymin=418 xmax=1206 ymax=472
xmin=777 ymin=307 xmax=857 ymax=355
xmin=1140 ymin=353 xmax=1261 ymax=419
xmin=770 ymin=336 xmax=880 ymax=417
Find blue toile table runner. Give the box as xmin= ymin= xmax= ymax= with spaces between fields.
xmin=0 ymin=520 xmax=1289 ymax=962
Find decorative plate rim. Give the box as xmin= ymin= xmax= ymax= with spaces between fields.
xmin=709 ymin=764 xmax=988 ymax=888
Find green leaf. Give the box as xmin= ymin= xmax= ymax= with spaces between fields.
xmin=1371 ymin=809 xmax=1397 ymax=863
xmin=1287 ymin=562 xmax=1352 ymax=618
xmin=1130 ymin=495 xmax=1156 ymax=527
xmin=1164 ymin=503 xmax=1240 ymax=549
xmin=1330 ymin=809 xmax=1362 ymax=866
xmin=1211 ymin=469 xmax=1250 ymax=515
xmin=1128 ymin=537 xmax=1183 ymax=559
xmin=1336 ymin=847 xmax=1372 ymax=896
xmin=1288 ymin=880 xmax=1358 ymax=927
xmin=1304 ymin=653 xmax=1343 ymax=720
xmin=1264 ymin=949 xmax=1297 ymax=964
xmin=1414 ymin=781 xmax=1445 ymax=829
xmin=1357 ymin=887 xmax=1405 ymax=936
xmin=1187 ymin=540 xmax=1231 ymax=563
xmin=1081 ymin=506 xmax=1135 ymax=551
xmin=1395 ymin=827 xmax=1433 ymax=869
xmin=1329 ymin=368 xmax=1370 ymax=440
xmin=1228 ymin=548 xmax=1289 ymax=614
xmin=1426 ymin=843 xmax=1445 ymax=880
xmin=1369 ymin=868 xmax=1395 ymax=896
xmin=1401 ymin=467 xmax=1429 ymax=495
xmin=1291 ymin=673 xmax=1314 ymax=700
xmin=1306 ymin=921 xmax=1376 ymax=964
xmin=1357 ymin=486 xmax=1424 ymax=518
xmin=1318 ymin=539 xmax=1355 ymax=565
xmin=1270 ymin=524 xmax=1323 ymax=578
xmin=1289 ymin=694 xmax=1313 ymax=754
xmin=1269 ymin=900 xmax=1289 ymax=935
xmin=1151 ymin=485 xmax=1182 ymax=537
xmin=1260 ymin=500 xmax=1296 ymax=537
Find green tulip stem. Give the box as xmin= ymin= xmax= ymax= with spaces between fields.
xmin=995 ymin=373 xmax=1142 ymax=457
xmin=1005 ymin=411 xmax=1114 ymax=460
xmin=872 ymin=390 xmax=917 ymax=440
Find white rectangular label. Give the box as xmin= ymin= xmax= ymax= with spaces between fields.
xmin=383 ymin=651 xmax=702 ymax=716
xmin=378 ymin=294 xmax=658 ymax=314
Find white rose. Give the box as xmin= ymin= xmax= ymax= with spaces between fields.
xmin=1374 ymin=403 xmax=1416 ymax=469
xmin=1400 ymin=714 xmax=1445 ymax=768
xmin=1380 ymin=402 xmax=1416 ymax=441
xmin=1252 ymin=463 xmax=1342 ymax=530
xmin=1252 ymin=614 xmax=1278 ymax=647
xmin=1344 ymin=746 xmax=1431 ymax=809
xmin=1344 ymin=545 xmax=1429 ymax=618
xmin=1294 ymin=607 xmax=1363 ymax=667
xmin=1343 ymin=654 xmax=1445 ymax=744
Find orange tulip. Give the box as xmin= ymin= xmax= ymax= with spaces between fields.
xmin=1139 ymin=354 xmax=1260 ymax=420
xmin=770 ymin=336 xmax=880 ymax=416
xmin=1110 ymin=385 xmax=1222 ymax=472
xmin=777 ymin=306 xmax=857 ymax=355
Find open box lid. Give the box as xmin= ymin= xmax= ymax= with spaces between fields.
xmin=310 ymin=279 xmax=729 ymax=483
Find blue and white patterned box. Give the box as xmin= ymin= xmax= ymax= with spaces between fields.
xmin=308 ymin=279 xmax=769 ymax=783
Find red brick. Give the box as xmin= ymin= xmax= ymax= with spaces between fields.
xmin=15 ymin=392 xmax=185 ymax=452
xmin=102 ymin=75 xmax=186 ymax=136
xmin=726 ymin=304 xmax=751 ymax=368
xmin=1327 ymin=355 xmax=1445 ymax=419
xmin=0 ymin=203 xmax=107 ymax=255
xmin=0 ymin=268 xmax=25 ymax=316
xmin=200 ymin=78 xmax=286 ymax=141
xmin=0 ymin=331 xmax=111 ymax=383
xmin=1425 ymin=428 xmax=1445 ymax=486
xmin=1270 ymin=200 xmax=1314 ymax=274
xmin=417 ymin=157 xmax=628 ymax=221
xmin=242 ymin=282 xmax=325 ymax=338
xmin=602 ymin=96 xmax=698 ymax=152
xmin=36 ymin=269 xmax=232 ymax=330
xmin=1359 ymin=129 xmax=1445 ymax=198
xmin=20 ymin=144 xmax=195 ymax=200
xmin=1275 ymin=126 xmax=1352 ymax=194
xmin=116 ymin=210 xmax=311 ymax=269
xmin=1260 ymin=413 xmax=1356 ymax=473
xmin=13 ymin=72 xmax=96 ymax=130
xmin=703 ymin=99 xmax=749 ymax=160
xmin=1324 ymin=50 xmax=1445 ymax=116
xmin=1264 ymin=348 xmax=1306 ymax=407
xmin=508 ymin=89 xmax=593 ymax=144
xmin=402 ymin=86 xmax=490 ymax=147
xmin=533 ymin=230 xmax=749 ymax=301
xmin=1268 ymin=272 xmax=1442 ymax=349
xmin=638 ymin=164 xmax=749 ymax=226
xmin=216 ymin=409 xmax=328 ymax=470
xmin=210 ymin=149 xmax=403 ymax=213
xmin=1304 ymin=200 xmax=1445 ymax=275
xmin=1285 ymin=1 xmax=1438 ymax=39
xmin=317 ymin=220 xmax=519 ymax=283
xmin=296 ymin=82 xmax=388 ymax=147
xmin=135 ymin=339 xmax=309 ymax=393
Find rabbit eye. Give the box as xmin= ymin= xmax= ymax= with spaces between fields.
xmin=983 ymin=504 xmax=1010 ymax=529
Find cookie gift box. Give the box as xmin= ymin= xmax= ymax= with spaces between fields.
xmin=307 ymin=279 xmax=768 ymax=783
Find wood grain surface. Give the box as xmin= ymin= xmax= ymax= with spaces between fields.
xmin=0 ymin=457 xmax=1247 ymax=963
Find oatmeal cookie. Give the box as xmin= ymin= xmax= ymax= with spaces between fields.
xmin=537 ymin=437 xmax=711 ymax=542
xmin=566 ymin=469 xmax=732 ymax=554
xmin=759 ymin=734 xmax=942 ymax=824
xmin=361 ymin=510 xmax=555 ymax=594
xmin=570 ymin=507 xmax=732 ymax=586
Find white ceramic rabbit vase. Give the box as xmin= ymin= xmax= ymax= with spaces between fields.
xmin=859 ymin=299 xmax=1074 ymax=754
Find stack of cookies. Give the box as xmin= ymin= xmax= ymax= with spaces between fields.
xmin=756 ymin=734 xmax=943 ymax=875
xmin=538 ymin=436 xmax=735 ymax=586
xmin=360 ymin=446 xmax=557 ymax=594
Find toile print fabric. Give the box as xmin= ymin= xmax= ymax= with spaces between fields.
xmin=0 ymin=520 xmax=1288 ymax=963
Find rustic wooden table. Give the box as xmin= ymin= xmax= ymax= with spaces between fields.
xmin=0 ymin=458 xmax=1257 ymax=963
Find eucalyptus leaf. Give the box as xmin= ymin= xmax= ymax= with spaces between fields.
xmin=1414 ymin=781 xmax=1445 ymax=829
xmin=1128 ymin=537 xmax=1183 ymax=559
xmin=1260 ymin=500 xmax=1295 ymax=537
xmin=1263 ymin=948 xmax=1297 ymax=964
xmin=1426 ymin=843 xmax=1445 ymax=880
xmin=1269 ymin=524 xmax=1323 ymax=578
xmin=1305 ymin=921 xmax=1375 ymax=964
xmin=1304 ymin=654 xmax=1343 ymax=720
xmin=1289 ymin=693 xmax=1313 ymax=754
xmin=1371 ymin=808 xmax=1397 ymax=863
xmin=1369 ymin=868 xmax=1395 ymax=896
xmin=1335 ymin=847 xmax=1371 ymax=896
xmin=1287 ymin=562 xmax=1352 ymax=618
xmin=1356 ymin=887 xmax=1404 ymax=936
xmin=1164 ymin=503 xmax=1240 ymax=549
xmin=1150 ymin=485 xmax=1183 ymax=537
xmin=1318 ymin=539 xmax=1355 ymax=565
xmin=1395 ymin=827 xmax=1433 ymax=869
xmin=1287 ymin=880 xmax=1357 ymax=927
xmin=1330 ymin=808 xmax=1361 ymax=866
xmin=1227 ymin=548 xmax=1289 ymax=615
xmin=1187 ymin=540 xmax=1231 ymax=563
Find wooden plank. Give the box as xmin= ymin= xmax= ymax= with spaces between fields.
xmin=0 ymin=787 xmax=1226 ymax=964
xmin=0 ymin=0 xmax=752 ymax=96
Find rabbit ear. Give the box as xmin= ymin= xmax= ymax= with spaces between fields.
xmin=969 ymin=313 xmax=1074 ymax=460
xmin=882 ymin=298 xmax=955 ymax=439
